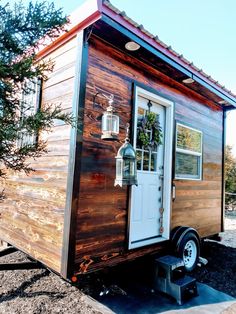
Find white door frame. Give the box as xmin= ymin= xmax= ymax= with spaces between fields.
xmin=128 ymin=86 xmax=174 ymax=249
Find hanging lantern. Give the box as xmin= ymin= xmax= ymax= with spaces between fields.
xmin=114 ymin=124 xmax=138 ymax=187
xmin=101 ymin=95 xmax=119 ymax=141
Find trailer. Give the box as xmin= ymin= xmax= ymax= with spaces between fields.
xmin=1 ymin=0 xmax=236 ymax=281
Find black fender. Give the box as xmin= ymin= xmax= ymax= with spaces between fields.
xmin=170 ymin=226 xmax=201 ymax=253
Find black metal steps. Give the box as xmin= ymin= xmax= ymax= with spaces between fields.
xmin=154 ymin=255 xmax=198 ymax=305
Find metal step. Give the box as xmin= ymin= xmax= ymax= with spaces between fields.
xmin=154 ymin=255 xmax=198 ymax=305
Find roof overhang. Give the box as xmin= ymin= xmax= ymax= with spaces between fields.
xmin=37 ymin=0 xmax=102 ymax=59
xmin=37 ymin=0 xmax=236 ymax=110
xmin=100 ymin=1 xmax=236 ymax=109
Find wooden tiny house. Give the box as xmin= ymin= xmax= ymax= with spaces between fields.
xmin=1 ymin=0 xmax=236 ymax=279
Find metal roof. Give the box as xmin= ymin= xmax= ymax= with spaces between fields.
xmin=37 ymin=0 xmax=236 ymax=106
xmin=103 ymin=0 xmax=236 ymax=99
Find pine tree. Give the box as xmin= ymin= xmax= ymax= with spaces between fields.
xmin=0 ymin=1 xmax=73 ymax=185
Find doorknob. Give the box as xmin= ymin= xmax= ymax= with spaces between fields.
xmin=159 ymin=174 xmax=164 ymax=180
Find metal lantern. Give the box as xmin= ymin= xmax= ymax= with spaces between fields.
xmin=114 ymin=125 xmax=138 ymax=187
xmin=101 ymin=95 xmax=119 ymax=141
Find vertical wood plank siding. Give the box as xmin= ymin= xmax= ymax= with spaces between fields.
xmin=0 ymin=37 xmax=78 ymax=273
xmin=73 ymin=36 xmax=223 ymax=274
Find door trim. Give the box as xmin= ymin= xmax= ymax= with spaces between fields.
xmin=128 ymin=86 xmax=174 ymax=249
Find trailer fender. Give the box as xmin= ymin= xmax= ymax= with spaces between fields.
xmin=170 ymin=226 xmax=201 ymax=271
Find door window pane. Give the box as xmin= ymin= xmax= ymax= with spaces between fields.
xmin=137 ymin=107 xmax=145 ymax=149
xmin=138 ymin=107 xmax=145 ymax=118
xmin=136 ymin=150 xmax=142 ymax=170
xmin=151 ymin=153 xmax=157 ymax=172
xmin=136 ymin=105 xmax=161 ymax=172
xmin=143 ymin=151 xmax=149 ymax=171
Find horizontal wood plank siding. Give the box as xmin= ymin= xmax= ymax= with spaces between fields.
xmin=0 ymin=36 xmax=78 ymax=272
xmin=73 ymin=36 xmax=223 ymax=274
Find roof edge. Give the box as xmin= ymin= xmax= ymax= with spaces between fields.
xmin=101 ymin=0 xmax=236 ymax=106
xmin=37 ymin=0 xmax=102 ymax=59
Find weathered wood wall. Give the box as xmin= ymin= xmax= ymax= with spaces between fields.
xmin=0 ymin=36 xmax=78 ymax=272
xmin=0 ymin=32 xmax=223 ymax=276
xmin=73 ymin=36 xmax=223 ymax=274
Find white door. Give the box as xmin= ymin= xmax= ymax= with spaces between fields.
xmin=129 ymin=88 xmax=173 ymax=250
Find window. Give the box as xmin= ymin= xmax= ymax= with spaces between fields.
xmin=175 ymin=123 xmax=202 ymax=180
xmin=17 ymin=79 xmax=41 ymax=147
xmin=136 ymin=106 xmax=159 ymax=172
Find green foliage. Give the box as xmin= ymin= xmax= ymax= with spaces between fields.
xmin=176 ymin=124 xmax=201 ymax=153
xmin=138 ymin=112 xmax=163 ymax=149
xmin=225 ymin=145 xmax=236 ymax=209
xmin=0 ymin=1 xmax=73 ymax=181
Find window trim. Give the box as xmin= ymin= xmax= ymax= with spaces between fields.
xmin=175 ymin=122 xmax=203 ymax=181
xmin=17 ymin=78 xmax=42 ymax=148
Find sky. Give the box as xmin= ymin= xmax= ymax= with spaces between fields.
xmin=7 ymin=0 xmax=236 ymax=154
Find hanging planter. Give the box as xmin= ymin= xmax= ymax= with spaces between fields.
xmin=137 ymin=111 xmax=163 ymax=150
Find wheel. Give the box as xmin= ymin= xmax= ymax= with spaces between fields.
xmin=177 ymin=232 xmax=200 ymax=272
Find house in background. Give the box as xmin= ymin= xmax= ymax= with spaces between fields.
xmin=1 ymin=0 xmax=236 ymax=280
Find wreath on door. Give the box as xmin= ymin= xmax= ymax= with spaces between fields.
xmin=137 ymin=111 xmax=163 ymax=150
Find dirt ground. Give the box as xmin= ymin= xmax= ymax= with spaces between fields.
xmin=191 ymin=242 xmax=236 ymax=298
xmin=189 ymin=212 xmax=236 ymax=298
xmin=0 ymin=214 xmax=235 ymax=314
xmin=190 ymin=213 xmax=236 ymax=298
xmin=0 ymin=251 xmax=109 ymax=314
xmin=220 ymin=212 xmax=236 ymax=248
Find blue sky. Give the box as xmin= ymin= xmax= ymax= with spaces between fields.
xmin=11 ymin=0 xmax=236 ymax=154
xmin=59 ymin=0 xmax=236 ymax=154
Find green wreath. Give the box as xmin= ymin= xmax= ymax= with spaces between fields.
xmin=138 ymin=112 xmax=163 ymax=150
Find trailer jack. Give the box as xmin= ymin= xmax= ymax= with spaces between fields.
xmin=0 ymin=246 xmax=44 ymax=271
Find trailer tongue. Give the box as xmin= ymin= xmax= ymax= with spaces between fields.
xmin=0 ymin=246 xmax=43 ymax=271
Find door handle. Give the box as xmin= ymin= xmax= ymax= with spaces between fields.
xmin=172 ymin=183 xmax=176 ymax=201
xmin=159 ymin=174 xmax=164 ymax=180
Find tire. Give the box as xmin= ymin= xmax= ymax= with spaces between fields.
xmin=176 ymin=232 xmax=200 ymax=272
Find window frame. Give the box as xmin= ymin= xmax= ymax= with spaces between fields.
xmin=17 ymin=78 xmax=42 ymax=148
xmin=175 ymin=122 xmax=203 ymax=181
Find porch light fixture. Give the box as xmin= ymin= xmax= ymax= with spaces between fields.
xmin=218 ymin=100 xmax=228 ymax=105
xmin=114 ymin=124 xmax=138 ymax=187
xmin=94 ymin=92 xmax=119 ymax=141
xmin=182 ymin=78 xmax=195 ymax=84
xmin=125 ymin=41 xmax=140 ymax=51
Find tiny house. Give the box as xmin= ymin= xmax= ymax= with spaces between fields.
xmin=1 ymin=0 xmax=236 ymax=280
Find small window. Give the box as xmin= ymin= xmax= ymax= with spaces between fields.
xmin=175 ymin=123 xmax=202 ymax=180
xmin=17 ymin=79 xmax=42 ymax=147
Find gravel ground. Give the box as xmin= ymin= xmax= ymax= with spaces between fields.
xmin=0 ymin=251 xmax=109 ymax=314
xmin=191 ymin=241 xmax=236 ymax=298
xmin=0 ymin=214 xmax=235 ymax=314
xmin=190 ymin=212 xmax=236 ymax=298
xmin=220 ymin=212 xmax=236 ymax=248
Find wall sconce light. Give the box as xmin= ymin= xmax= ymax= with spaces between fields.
xmin=114 ymin=124 xmax=138 ymax=187
xmin=94 ymin=92 xmax=119 ymax=141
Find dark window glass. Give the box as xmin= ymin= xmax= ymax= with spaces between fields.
xmin=175 ymin=152 xmax=200 ymax=179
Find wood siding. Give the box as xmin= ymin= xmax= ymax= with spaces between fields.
xmin=0 ymin=37 xmax=78 ymax=272
xmin=73 ymin=36 xmax=223 ymax=275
